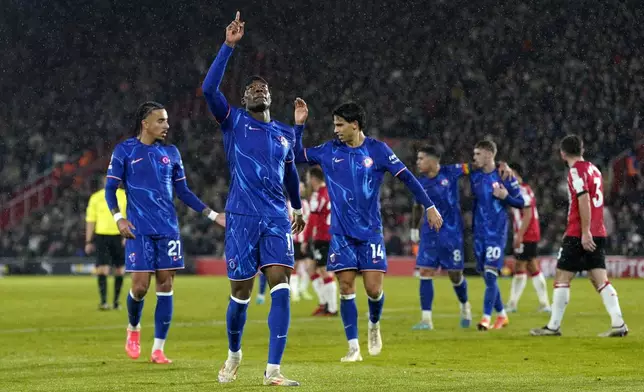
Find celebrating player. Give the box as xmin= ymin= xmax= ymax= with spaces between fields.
xmin=304 ymin=166 xmax=338 ymax=316
xmin=470 ymin=140 xmax=525 ymax=331
xmin=505 ymin=163 xmax=550 ymax=313
xmin=294 ymin=101 xmax=442 ymax=362
xmin=202 ymin=12 xmax=306 ymax=386
xmin=105 ymin=101 xmax=224 ymax=364
xmin=410 ymin=146 xmax=472 ymax=330
xmin=530 ymin=135 xmax=627 ymax=337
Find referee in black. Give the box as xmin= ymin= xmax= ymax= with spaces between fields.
xmin=85 ymin=176 xmax=127 ymax=310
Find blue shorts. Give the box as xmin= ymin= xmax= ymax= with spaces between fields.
xmin=125 ymin=233 xmax=184 ymax=272
xmin=416 ymin=235 xmax=464 ymax=270
xmin=474 ymin=238 xmax=506 ymax=272
xmin=225 ymin=213 xmax=295 ymax=281
xmin=327 ymin=234 xmax=387 ymax=273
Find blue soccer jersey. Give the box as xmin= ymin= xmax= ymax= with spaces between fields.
xmin=416 ymin=163 xmax=469 ymax=270
xmin=107 ymin=138 xmax=185 ymax=235
xmin=301 ymin=138 xmax=407 ymax=241
xmin=470 ymin=168 xmax=523 ymax=270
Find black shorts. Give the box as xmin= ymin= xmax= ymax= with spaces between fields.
xmin=95 ymin=235 xmax=125 ymax=267
xmin=294 ymin=242 xmax=308 ymax=261
xmin=312 ymin=240 xmax=330 ymax=268
xmin=515 ymin=242 xmax=538 ymax=261
xmin=557 ymin=236 xmax=606 ymax=273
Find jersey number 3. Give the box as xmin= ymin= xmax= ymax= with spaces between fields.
xmin=592 ymin=177 xmax=603 ymax=208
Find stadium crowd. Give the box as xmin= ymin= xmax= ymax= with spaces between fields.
xmin=1 ymin=0 xmax=642 ymax=259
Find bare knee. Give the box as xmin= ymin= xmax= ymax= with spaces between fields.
xmin=447 ymin=270 xmax=463 ymax=284
xmin=526 ymin=261 xmax=539 ymax=275
xmin=230 ymin=280 xmax=253 ymax=300
xmin=515 ymin=262 xmax=528 ymax=274
xmin=115 ymin=266 xmax=126 ymax=277
xmin=337 ymin=273 xmax=356 ymax=296
xmin=419 ymin=268 xmax=436 ymax=278
xmin=131 ymin=281 xmax=150 ymax=299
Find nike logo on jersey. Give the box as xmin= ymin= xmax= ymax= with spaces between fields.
xmin=333 ymin=158 xmax=344 ymax=163
xmin=132 ymin=158 xmax=143 ymax=164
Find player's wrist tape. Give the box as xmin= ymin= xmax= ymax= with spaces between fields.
xmin=292 ymin=208 xmax=303 ymax=216
xmin=113 ymin=212 xmax=123 ymax=222
xmin=208 ymin=210 xmax=219 ymax=221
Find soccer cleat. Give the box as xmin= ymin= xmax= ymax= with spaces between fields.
xmin=218 ymin=359 xmax=241 ymax=383
xmin=256 ymin=295 xmax=265 ymax=305
xmin=530 ymin=326 xmax=562 ymax=336
xmin=150 ymin=350 xmax=172 ymax=364
xmin=537 ymin=305 xmax=552 ymax=313
xmin=300 ymin=291 xmax=313 ymax=301
xmin=340 ymin=348 xmax=363 ymax=362
xmin=113 ymin=303 xmax=122 ymax=311
xmin=598 ymin=324 xmax=628 ymax=337
xmin=125 ymin=329 xmax=141 ymax=360
xmin=412 ymin=321 xmax=433 ymax=331
xmin=99 ymin=303 xmax=110 ymax=311
xmin=505 ymin=301 xmax=518 ymax=313
xmin=263 ymin=370 xmax=300 ymax=386
xmin=460 ymin=303 xmax=472 ymax=328
xmin=477 ymin=319 xmax=490 ymax=331
xmin=492 ymin=316 xmax=509 ymax=329
xmin=324 ymin=311 xmax=338 ymax=317
xmin=311 ymin=305 xmax=327 ymax=316
xmin=367 ymin=322 xmax=382 ymax=356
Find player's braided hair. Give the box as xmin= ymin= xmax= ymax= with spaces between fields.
xmin=133 ymin=101 xmax=165 ymax=136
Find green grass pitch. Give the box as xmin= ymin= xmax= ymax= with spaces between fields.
xmin=1 ymin=276 xmax=643 ymax=391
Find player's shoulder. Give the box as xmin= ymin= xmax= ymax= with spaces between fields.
xmin=115 ymin=138 xmax=138 ymax=152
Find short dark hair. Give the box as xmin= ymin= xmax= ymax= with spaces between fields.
xmin=241 ymin=75 xmax=269 ymax=97
xmin=133 ymin=101 xmax=165 ymax=135
xmin=475 ymin=140 xmax=497 ymax=155
xmin=308 ymin=166 xmax=324 ymax=181
xmin=332 ymin=102 xmax=366 ymax=130
xmin=509 ymin=162 xmax=524 ymax=178
xmin=418 ymin=145 xmax=441 ymax=160
xmin=560 ymin=135 xmax=583 ymax=156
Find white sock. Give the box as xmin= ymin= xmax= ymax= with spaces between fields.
xmin=228 ymin=349 xmax=242 ymax=362
xmin=348 ymin=338 xmax=360 ymax=351
xmin=325 ymin=279 xmax=338 ymax=313
xmin=598 ymin=282 xmax=625 ymax=327
xmin=509 ymin=273 xmax=527 ymax=305
xmin=290 ymin=275 xmax=300 ymax=297
xmin=256 ymin=293 xmax=265 ymax=301
xmin=531 ymin=272 xmax=550 ymax=306
xmin=152 ymin=338 xmax=165 ymax=352
xmin=547 ymin=284 xmax=570 ymax=330
xmin=312 ymin=276 xmax=326 ymax=305
xmin=128 ymin=323 xmax=141 ymax=331
xmin=422 ymin=310 xmax=432 ymax=324
xmin=266 ymin=363 xmax=280 ymax=375
xmin=481 ymin=314 xmax=491 ymax=323
xmin=297 ymin=263 xmax=310 ymax=292
xmin=497 ymin=309 xmax=507 ymax=318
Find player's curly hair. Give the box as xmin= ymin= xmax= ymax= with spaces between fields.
xmin=132 ymin=101 xmax=165 ymax=136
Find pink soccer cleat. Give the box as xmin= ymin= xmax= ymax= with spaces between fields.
xmin=150 ymin=350 xmax=173 ymax=364
xmin=125 ymin=329 xmax=141 ymax=360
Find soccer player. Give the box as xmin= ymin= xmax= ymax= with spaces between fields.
xmin=86 ymin=176 xmax=127 ymax=310
xmin=303 ymin=166 xmax=338 ymax=316
xmin=530 ymin=135 xmax=627 ymax=337
xmin=105 ymin=101 xmax=224 ymax=364
xmin=294 ymin=101 xmax=443 ymax=362
xmin=505 ymin=163 xmax=550 ymax=313
xmin=410 ymin=146 xmax=472 ymax=330
xmin=469 ymin=140 xmax=525 ymax=331
xmin=202 ymin=12 xmax=306 ymax=386
xmin=289 ymin=181 xmax=313 ymax=302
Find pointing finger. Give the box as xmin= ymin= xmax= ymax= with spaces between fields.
xmin=235 ymin=11 xmax=240 ymax=21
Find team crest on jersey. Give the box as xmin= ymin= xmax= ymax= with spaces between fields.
xmin=228 ymin=258 xmax=237 ymax=270
xmin=160 ymin=156 xmax=170 ymax=165
xmin=363 ymin=157 xmax=374 ymax=168
xmin=329 ymin=253 xmax=336 ymax=264
xmin=441 ymin=179 xmax=449 ymax=186
xmin=128 ymin=252 xmax=136 ymax=263
xmin=279 ymin=136 xmax=289 ymax=148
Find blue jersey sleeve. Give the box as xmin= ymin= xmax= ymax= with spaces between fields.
xmin=442 ymin=163 xmax=470 ymax=179
xmin=376 ymin=142 xmax=406 ymax=176
xmin=172 ymin=147 xmax=207 ymax=213
xmin=501 ymin=175 xmax=525 ymax=208
xmin=105 ymin=145 xmax=126 ymax=211
xmin=202 ymin=43 xmax=235 ymax=128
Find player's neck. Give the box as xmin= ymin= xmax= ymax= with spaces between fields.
xmin=482 ymin=161 xmax=496 ymax=173
xmin=426 ymin=167 xmax=440 ymax=178
xmin=345 ymin=132 xmax=366 ymax=148
xmin=566 ymin=156 xmax=584 ymax=167
xmin=138 ymin=133 xmax=157 ymax=145
xmin=248 ymin=109 xmax=270 ymax=123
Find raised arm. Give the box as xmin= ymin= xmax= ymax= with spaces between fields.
xmin=202 ymin=12 xmax=245 ymax=124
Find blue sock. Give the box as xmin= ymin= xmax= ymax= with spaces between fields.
xmin=483 ymin=270 xmax=499 ymax=317
xmin=494 ymin=287 xmax=505 ymax=313
xmin=368 ymin=292 xmax=385 ymax=324
xmin=420 ymin=278 xmax=434 ymax=311
xmin=267 ymin=283 xmax=291 ymax=365
xmin=127 ymin=290 xmax=144 ymax=327
xmin=340 ymin=294 xmax=358 ymax=341
xmin=453 ymin=276 xmax=469 ymax=304
xmin=227 ymin=296 xmax=250 ymax=352
xmin=154 ymin=292 xmax=173 ymax=339
xmin=259 ymin=274 xmax=267 ymax=295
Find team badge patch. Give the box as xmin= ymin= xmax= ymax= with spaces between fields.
xmin=363 ymin=157 xmax=374 ymax=168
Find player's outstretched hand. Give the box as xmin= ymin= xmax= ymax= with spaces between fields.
xmin=117 ymin=218 xmax=136 ymax=239
xmin=426 ymin=207 xmax=443 ymax=231
xmin=294 ymin=98 xmax=308 ymax=125
xmin=581 ymin=231 xmax=597 ymax=252
xmin=291 ymin=214 xmax=306 ymax=235
xmin=498 ymin=161 xmax=514 ymax=181
xmin=225 ymin=11 xmax=245 ymax=47
xmin=492 ymin=182 xmax=509 ymax=199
